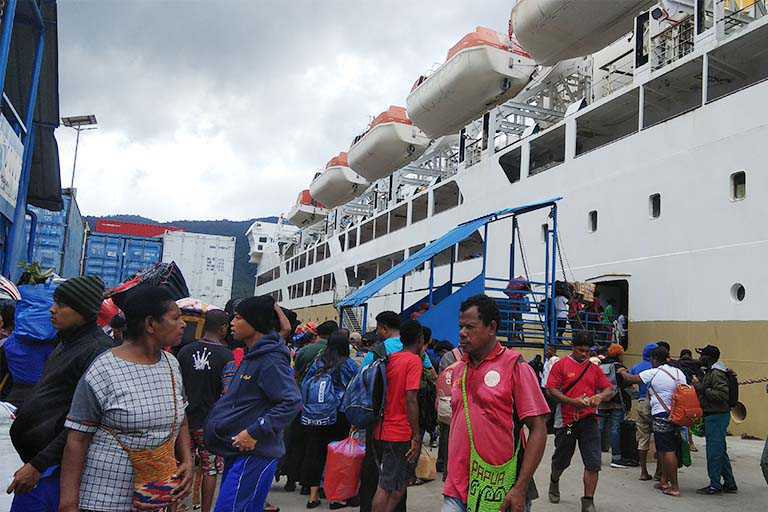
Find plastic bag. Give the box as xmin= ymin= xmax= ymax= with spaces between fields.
xmin=15 ymin=283 xmax=58 ymax=343
xmin=324 ymin=436 xmax=366 ymax=502
xmin=416 ymin=450 xmax=437 ymax=481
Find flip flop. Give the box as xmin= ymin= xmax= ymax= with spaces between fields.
xmin=662 ymin=489 xmax=681 ymax=497
xmin=654 ymin=482 xmax=670 ymax=491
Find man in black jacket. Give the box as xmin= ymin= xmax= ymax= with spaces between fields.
xmin=7 ymin=276 xmax=112 ymax=512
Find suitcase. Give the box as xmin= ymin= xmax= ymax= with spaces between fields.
xmin=620 ymin=419 xmax=639 ymax=463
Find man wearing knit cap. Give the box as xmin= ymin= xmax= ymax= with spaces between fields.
xmin=7 ymin=276 xmax=112 ymax=512
xmin=205 ymin=295 xmax=301 ymax=512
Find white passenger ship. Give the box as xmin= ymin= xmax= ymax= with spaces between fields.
xmin=249 ymin=1 xmax=768 ymax=437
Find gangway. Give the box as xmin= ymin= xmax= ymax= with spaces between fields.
xmin=337 ymin=197 xmax=572 ymax=351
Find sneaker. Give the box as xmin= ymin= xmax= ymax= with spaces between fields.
xmin=723 ymin=485 xmax=738 ymax=494
xmin=611 ymin=461 xmax=631 ymax=468
xmin=581 ymin=497 xmax=597 ymax=512
xmin=549 ymin=479 xmax=560 ymax=504
xmin=696 ymin=486 xmax=722 ymax=495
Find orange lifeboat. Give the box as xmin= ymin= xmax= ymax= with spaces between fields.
xmin=309 ymin=152 xmax=369 ymax=209
xmin=406 ymin=27 xmax=535 ymax=139
xmin=285 ymin=190 xmax=328 ymax=227
xmin=347 ymin=106 xmax=430 ymax=182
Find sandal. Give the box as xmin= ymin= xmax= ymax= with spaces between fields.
xmin=654 ymin=482 xmax=670 ymax=491
xmin=264 ymin=503 xmax=280 ymax=512
xmin=662 ymin=489 xmax=681 ymax=497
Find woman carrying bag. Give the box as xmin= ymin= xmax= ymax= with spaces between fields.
xmin=60 ymin=287 xmax=193 ymax=511
xmin=300 ymin=331 xmax=359 ymax=509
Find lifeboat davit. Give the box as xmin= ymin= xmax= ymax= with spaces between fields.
xmin=511 ymin=0 xmax=653 ymax=66
xmin=309 ymin=153 xmax=369 ymax=209
xmin=285 ymin=190 xmax=328 ymax=228
xmin=406 ymin=27 xmax=534 ymax=139
xmin=347 ymin=106 xmax=431 ymax=182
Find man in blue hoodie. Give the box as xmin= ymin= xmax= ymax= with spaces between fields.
xmin=205 ymin=295 xmax=302 ymax=512
xmin=629 ymin=342 xmax=657 ymax=481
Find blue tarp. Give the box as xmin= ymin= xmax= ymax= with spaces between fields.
xmin=418 ymin=275 xmax=485 ymax=346
xmin=337 ymin=198 xmax=561 ymax=309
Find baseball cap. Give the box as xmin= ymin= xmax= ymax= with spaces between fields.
xmin=695 ymin=345 xmax=720 ymax=359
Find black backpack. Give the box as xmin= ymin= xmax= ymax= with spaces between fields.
xmin=724 ymin=369 xmax=739 ymax=408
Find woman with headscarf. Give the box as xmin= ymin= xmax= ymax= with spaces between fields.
xmin=59 ymin=286 xmax=193 ymax=512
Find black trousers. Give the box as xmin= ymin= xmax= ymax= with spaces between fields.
xmin=281 ymin=417 xmax=306 ymax=484
xmin=359 ymin=430 xmax=406 ymax=512
xmin=437 ymin=422 xmax=450 ymax=474
xmin=300 ymin=419 xmax=349 ymax=488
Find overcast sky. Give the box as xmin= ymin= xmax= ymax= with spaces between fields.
xmin=56 ymin=0 xmax=510 ymax=221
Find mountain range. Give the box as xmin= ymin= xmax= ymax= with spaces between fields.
xmin=85 ymin=215 xmax=278 ymax=299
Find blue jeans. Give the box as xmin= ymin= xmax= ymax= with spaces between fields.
xmin=10 ymin=466 xmax=59 ymax=512
xmin=598 ymin=408 xmax=624 ymax=462
xmin=215 ymin=455 xmax=278 ymax=512
xmin=442 ymin=495 xmax=532 ymax=512
xmin=703 ymin=413 xmax=736 ymax=490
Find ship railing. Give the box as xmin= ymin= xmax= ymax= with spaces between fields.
xmin=718 ymin=0 xmax=768 ymax=36
xmin=652 ymin=14 xmax=696 ymax=71
xmin=592 ymin=49 xmax=635 ymax=102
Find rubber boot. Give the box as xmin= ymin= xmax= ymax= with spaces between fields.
xmin=581 ymin=497 xmax=596 ymax=512
xmin=548 ymin=478 xmax=560 ymax=504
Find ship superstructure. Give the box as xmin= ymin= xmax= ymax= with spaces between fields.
xmin=252 ymin=1 xmax=768 ymax=436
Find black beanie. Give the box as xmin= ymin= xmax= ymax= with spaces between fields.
xmin=53 ymin=276 xmax=105 ymax=320
xmin=235 ymin=295 xmax=276 ymax=334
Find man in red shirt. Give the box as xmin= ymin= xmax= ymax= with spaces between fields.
xmin=372 ymin=320 xmax=424 ymax=512
xmin=443 ymin=294 xmax=550 ymax=512
xmin=546 ymin=331 xmax=614 ymax=512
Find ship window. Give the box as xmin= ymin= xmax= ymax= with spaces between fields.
xmin=259 ymin=237 xmax=267 ymax=243
xmin=731 ymin=283 xmax=745 ymax=302
xmin=529 ymin=126 xmax=566 ymax=176
xmin=498 ymin=147 xmax=522 ymax=184
xmin=216 ymin=279 xmax=223 ymax=287
xmin=338 ymin=233 xmax=346 ymax=251
xmin=649 ymin=193 xmax=661 ymax=218
xmin=257 ymin=244 xmax=262 ymax=250
xmin=299 ymin=253 xmax=306 ymax=269
xmin=360 ymin=220 xmax=374 ymax=245
xmin=313 ymin=276 xmax=322 ymax=294
xmin=307 ymin=249 xmax=315 ymax=266
xmin=457 ymin=230 xmax=484 ymax=261
xmin=346 ymin=266 xmax=362 ymax=288
xmin=412 ymin=194 xmax=428 ymax=223
xmin=389 ymin=204 xmax=407 ymax=233
xmin=305 ymin=280 xmax=312 ymax=295
xmin=433 ymin=245 xmax=455 ymax=268
xmin=731 ymin=171 xmax=746 ymax=201
xmin=642 ymin=57 xmax=703 ymax=129
xmin=348 ymin=229 xmax=358 ymax=249
xmin=409 ymin=243 xmax=426 ymax=272
xmin=433 ymin=181 xmax=462 ymax=215
xmin=374 ymin=213 xmax=388 ymax=239
xmin=576 ymin=88 xmax=639 ymax=156
xmin=588 ymin=210 xmax=598 ymax=233
xmin=708 ymin=27 xmax=768 ymax=103
xmin=541 ymin=224 xmax=548 ymax=242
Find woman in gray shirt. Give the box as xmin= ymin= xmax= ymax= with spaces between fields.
xmin=59 ymin=287 xmax=194 ymax=511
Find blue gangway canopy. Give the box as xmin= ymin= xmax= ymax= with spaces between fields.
xmin=336 ymin=197 xmax=561 ymax=308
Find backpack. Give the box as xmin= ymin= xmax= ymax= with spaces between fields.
xmin=340 ymin=343 xmax=388 ymax=428
xmin=300 ymin=366 xmax=343 ymax=426
xmin=650 ymin=367 xmax=702 ymax=427
xmin=435 ymin=348 xmax=462 ymax=424
xmin=599 ymin=362 xmax=619 ymax=399
xmin=723 ymin=369 xmax=739 ymax=408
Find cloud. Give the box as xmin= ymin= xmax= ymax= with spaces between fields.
xmin=56 ymin=0 xmax=510 ymax=221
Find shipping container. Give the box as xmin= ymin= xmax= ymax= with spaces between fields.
xmin=93 ymin=219 xmax=183 ymax=238
xmin=83 ymin=233 xmax=163 ymax=289
xmin=25 ymin=189 xmax=86 ymax=277
xmin=161 ymin=231 xmax=235 ymax=308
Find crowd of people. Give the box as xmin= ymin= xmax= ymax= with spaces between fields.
xmin=0 ymin=274 xmax=764 ymax=512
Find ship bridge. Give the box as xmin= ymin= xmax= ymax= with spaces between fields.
xmin=337 ymin=197 xmax=565 ymax=348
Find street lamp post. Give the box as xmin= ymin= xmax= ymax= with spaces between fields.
xmin=61 ymin=114 xmax=97 ymax=190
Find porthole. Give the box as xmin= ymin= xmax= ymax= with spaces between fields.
xmin=730 ymin=283 xmax=745 ymax=302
